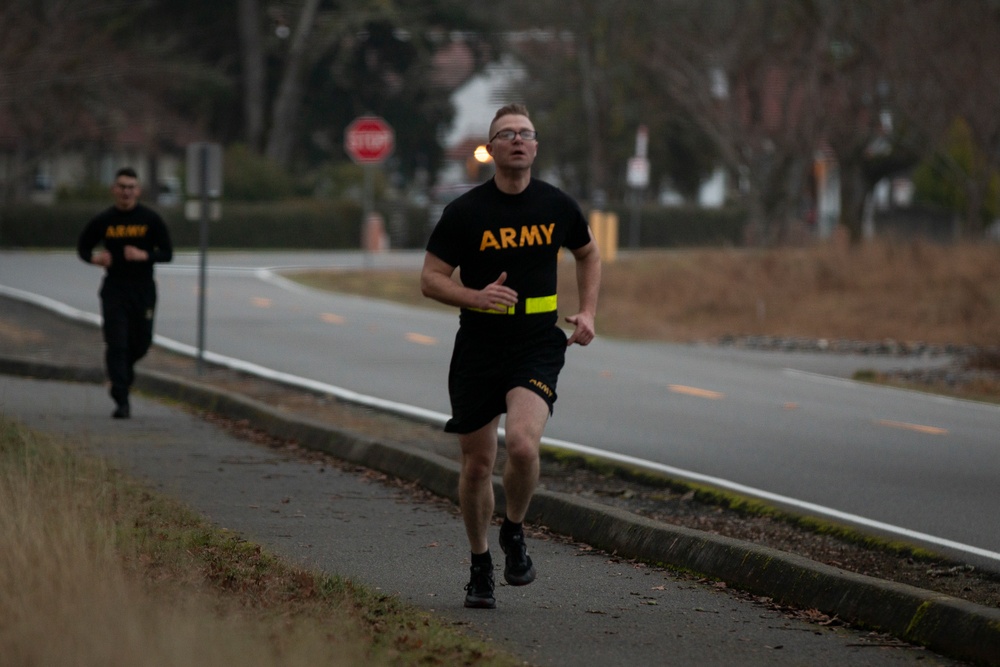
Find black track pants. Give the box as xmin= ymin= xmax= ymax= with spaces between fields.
xmin=100 ymin=279 xmax=157 ymax=405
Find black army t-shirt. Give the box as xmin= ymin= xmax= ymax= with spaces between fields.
xmin=426 ymin=178 xmax=591 ymax=337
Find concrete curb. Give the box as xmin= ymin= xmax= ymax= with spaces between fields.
xmin=2 ymin=356 xmax=998 ymax=667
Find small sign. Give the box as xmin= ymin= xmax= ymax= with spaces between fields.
xmin=186 ymin=142 xmax=223 ymax=198
xmin=184 ymin=200 xmax=222 ymax=222
xmin=627 ymin=156 xmax=650 ymax=189
xmin=345 ymin=116 xmax=395 ymax=164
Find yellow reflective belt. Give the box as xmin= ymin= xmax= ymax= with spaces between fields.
xmin=525 ymin=294 xmax=557 ymax=314
xmin=466 ymin=304 xmax=516 ymax=314
xmin=466 ymin=294 xmax=557 ymax=315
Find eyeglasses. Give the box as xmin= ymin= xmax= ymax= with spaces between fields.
xmin=490 ymin=129 xmax=538 ymax=143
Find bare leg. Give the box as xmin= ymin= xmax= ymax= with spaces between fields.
xmin=458 ymin=416 xmax=501 ymax=554
xmin=501 ymin=388 xmax=549 ymax=523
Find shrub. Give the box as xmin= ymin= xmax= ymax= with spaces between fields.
xmin=222 ymin=145 xmax=295 ymax=201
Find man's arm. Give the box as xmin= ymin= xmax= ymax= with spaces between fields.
xmin=565 ymin=237 xmax=601 ymax=346
xmin=420 ymin=252 xmax=518 ymax=313
xmin=149 ymin=214 xmax=173 ymax=263
xmin=77 ymin=218 xmax=111 ymax=267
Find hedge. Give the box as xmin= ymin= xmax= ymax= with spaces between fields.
xmin=0 ymin=200 xmax=748 ymax=250
xmin=0 ymin=201 xmax=368 ymax=249
xmin=603 ymin=203 xmax=748 ymax=248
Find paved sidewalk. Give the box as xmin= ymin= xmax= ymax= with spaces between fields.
xmin=0 ymin=372 xmax=977 ymax=667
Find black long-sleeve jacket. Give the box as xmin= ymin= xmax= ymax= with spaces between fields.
xmin=77 ymin=203 xmax=173 ymax=283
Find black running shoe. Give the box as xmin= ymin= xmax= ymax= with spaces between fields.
xmin=499 ymin=528 xmax=536 ymax=586
xmin=464 ymin=563 xmax=496 ymax=609
xmin=112 ymin=403 xmax=130 ymax=419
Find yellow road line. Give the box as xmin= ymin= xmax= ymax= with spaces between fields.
xmin=320 ymin=313 xmax=345 ymax=324
xmin=669 ymin=384 xmax=725 ymax=400
xmin=876 ymin=419 xmax=948 ymax=436
xmin=251 ymin=297 xmax=272 ymax=308
xmin=405 ymin=332 xmax=437 ymax=346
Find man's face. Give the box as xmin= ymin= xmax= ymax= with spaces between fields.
xmin=486 ymin=114 xmax=537 ymax=171
xmin=112 ymin=176 xmax=140 ymax=210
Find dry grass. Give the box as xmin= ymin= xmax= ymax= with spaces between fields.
xmin=295 ymin=240 xmax=1000 ymax=348
xmin=0 ymin=417 xmax=521 ymax=667
xmin=583 ymin=241 xmax=1000 ymax=346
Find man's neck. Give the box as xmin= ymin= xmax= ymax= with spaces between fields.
xmin=493 ymin=169 xmax=531 ymax=195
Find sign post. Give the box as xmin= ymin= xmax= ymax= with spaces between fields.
xmin=345 ymin=116 xmax=394 ymax=262
xmin=185 ymin=142 xmax=223 ymax=374
xmin=626 ymin=125 xmax=650 ymax=248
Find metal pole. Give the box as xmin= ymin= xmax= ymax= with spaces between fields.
xmin=629 ymin=189 xmax=641 ymax=248
xmin=196 ymin=145 xmax=209 ymax=375
xmin=363 ymin=164 xmax=373 ymax=268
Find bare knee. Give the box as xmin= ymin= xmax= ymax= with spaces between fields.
xmin=459 ymin=418 xmax=500 ymax=483
xmin=503 ymin=388 xmax=548 ymax=467
xmin=461 ymin=452 xmax=495 ymax=483
xmin=504 ymin=430 xmax=539 ymax=468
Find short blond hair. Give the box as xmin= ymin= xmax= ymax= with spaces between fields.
xmin=489 ymin=103 xmax=530 ymax=137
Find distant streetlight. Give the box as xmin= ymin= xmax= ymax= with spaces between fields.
xmin=466 ymin=145 xmax=493 ymax=181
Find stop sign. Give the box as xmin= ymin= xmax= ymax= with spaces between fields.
xmin=345 ymin=116 xmax=395 ymax=164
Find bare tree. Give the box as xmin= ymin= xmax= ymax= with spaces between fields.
xmin=0 ymin=1 xmax=127 ymax=198
xmin=886 ymin=0 xmax=1000 ymax=238
xmin=264 ymin=0 xmax=321 ymax=166
xmin=0 ymin=0 xmax=226 ymax=202
xmin=808 ymin=1 xmax=910 ymax=245
xmin=233 ymin=0 xmax=494 ymax=176
xmin=573 ymin=11 xmax=610 ymax=201
xmin=644 ymin=1 xmax=829 ymax=245
xmin=646 ymin=1 xmax=970 ymax=246
xmin=508 ymin=1 xmax=1000 ymax=244
xmin=505 ymin=1 xmax=704 ymax=202
xmin=238 ymin=0 xmax=266 ymax=151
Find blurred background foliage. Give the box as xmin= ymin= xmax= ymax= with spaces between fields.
xmin=2 ymin=0 xmax=1000 ymax=247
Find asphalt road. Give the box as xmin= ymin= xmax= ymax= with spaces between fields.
xmin=2 ymin=249 xmax=998 ymax=570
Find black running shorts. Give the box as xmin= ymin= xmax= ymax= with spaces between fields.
xmin=444 ymin=326 xmax=568 ymax=434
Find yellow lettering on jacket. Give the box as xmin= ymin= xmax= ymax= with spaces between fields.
xmin=105 ymin=224 xmax=148 ymax=239
xmin=479 ymin=223 xmax=555 ymax=251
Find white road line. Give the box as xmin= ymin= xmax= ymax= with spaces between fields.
xmin=0 ymin=285 xmax=101 ymax=326
xmin=539 ymin=436 xmax=1000 ymax=565
xmin=255 ymin=268 xmax=327 ymax=296
xmin=5 ymin=284 xmax=999 ymax=566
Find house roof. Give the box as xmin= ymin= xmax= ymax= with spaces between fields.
xmin=430 ymin=40 xmax=477 ymax=89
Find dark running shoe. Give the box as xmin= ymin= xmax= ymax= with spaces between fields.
xmin=499 ymin=528 xmax=536 ymax=586
xmin=112 ymin=403 xmax=130 ymax=419
xmin=464 ymin=563 xmax=496 ymax=609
